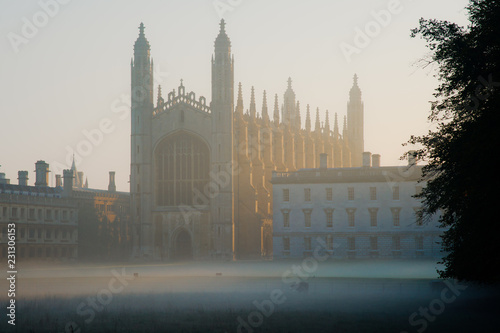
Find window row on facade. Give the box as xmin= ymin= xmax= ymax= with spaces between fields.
xmin=0 ymin=225 xmax=76 ymax=243
xmin=281 ymin=207 xmax=423 ymax=228
xmin=0 ymin=205 xmax=76 ymax=223
xmin=280 ymin=235 xmax=429 ymax=257
xmin=282 ymin=185 xmax=423 ymax=202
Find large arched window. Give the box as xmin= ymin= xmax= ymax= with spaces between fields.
xmin=155 ymin=132 xmax=210 ymax=206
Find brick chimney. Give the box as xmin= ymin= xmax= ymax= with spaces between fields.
xmin=34 ymin=161 xmax=49 ymax=187
xmin=63 ymin=169 xmax=73 ymax=196
xmin=18 ymin=171 xmax=29 ymax=186
xmin=108 ymin=171 xmax=116 ymax=192
xmin=362 ymin=152 xmax=372 ymax=167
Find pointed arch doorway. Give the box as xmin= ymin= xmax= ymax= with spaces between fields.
xmin=173 ymin=229 xmax=193 ymax=261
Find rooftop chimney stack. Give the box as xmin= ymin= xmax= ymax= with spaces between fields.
xmin=0 ymin=173 xmax=10 ymax=185
xmin=34 ymin=160 xmax=49 ymax=187
xmin=372 ymin=154 xmax=380 ymax=167
xmin=55 ymin=174 xmax=62 ymax=188
xmin=362 ymin=152 xmax=372 ymax=167
xmin=63 ymin=169 xmax=73 ymax=196
xmin=108 ymin=171 xmax=116 ymax=192
xmin=320 ymin=153 xmax=328 ymax=169
xmin=18 ymin=171 xmax=29 ymax=186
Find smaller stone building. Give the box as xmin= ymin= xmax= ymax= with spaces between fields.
xmin=0 ymin=161 xmax=131 ymax=261
xmin=0 ymin=161 xmax=78 ymax=260
xmin=271 ymin=153 xmax=442 ymax=259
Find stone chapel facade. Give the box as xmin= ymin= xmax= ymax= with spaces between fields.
xmin=130 ymin=20 xmax=364 ymax=260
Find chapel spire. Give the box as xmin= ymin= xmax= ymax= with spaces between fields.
xmin=324 ymin=110 xmax=330 ymax=135
xmin=262 ymin=90 xmax=270 ymax=125
xmin=250 ymin=86 xmax=256 ymax=119
xmin=273 ymin=94 xmax=280 ymax=124
xmin=333 ymin=112 xmax=340 ymax=139
xmin=315 ymin=107 xmax=321 ymax=133
xmin=305 ymin=104 xmax=311 ymax=132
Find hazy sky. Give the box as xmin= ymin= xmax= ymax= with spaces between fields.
xmin=0 ymin=0 xmax=470 ymax=191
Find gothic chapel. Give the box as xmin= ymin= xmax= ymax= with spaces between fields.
xmin=130 ymin=20 xmax=364 ymax=260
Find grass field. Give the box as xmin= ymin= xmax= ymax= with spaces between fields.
xmin=0 ymin=260 xmax=498 ymax=332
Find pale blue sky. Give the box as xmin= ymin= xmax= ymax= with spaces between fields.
xmin=0 ymin=0 xmax=470 ymax=191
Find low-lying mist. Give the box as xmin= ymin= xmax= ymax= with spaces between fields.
xmin=1 ymin=260 xmax=498 ymax=333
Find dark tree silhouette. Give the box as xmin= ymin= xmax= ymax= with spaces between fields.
xmin=408 ymin=0 xmax=500 ymax=283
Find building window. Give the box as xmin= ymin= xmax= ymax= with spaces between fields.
xmin=326 ymin=235 xmax=334 ymax=250
xmin=303 ymin=209 xmax=312 ymax=228
xmin=155 ymin=132 xmax=211 ymax=206
xmin=28 ymin=208 xmax=35 ymax=220
xmin=282 ymin=210 xmax=290 ymax=228
xmin=415 ymin=236 xmax=424 ymax=251
xmin=370 ymin=236 xmax=378 ymax=251
xmin=283 ymin=189 xmax=290 ymax=202
xmin=304 ymin=237 xmax=312 ymax=251
xmin=391 ymin=208 xmax=401 ymax=227
xmin=393 ymin=236 xmax=401 ymax=250
xmin=20 ymin=228 xmax=25 ymax=239
xmin=392 ymin=186 xmax=400 ymax=200
xmin=347 ymin=208 xmax=356 ymax=227
xmin=414 ymin=208 xmax=423 ymax=226
xmin=38 ymin=209 xmax=42 ymax=220
xmin=46 ymin=209 xmax=52 ymax=220
xmin=326 ymin=188 xmax=333 ymax=201
xmin=348 ymin=237 xmax=355 ymax=251
xmin=416 ymin=186 xmax=423 ymax=196
xmin=46 ymin=229 xmax=51 ymax=239
xmin=370 ymin=187 xmax=377 ymax=200
xmin=304 ymin=188 xmax=311 ymax=202
xmin=348 ymin=187 xmax=354 ymax=201
xmin=325 ymin=209 xmax=333 ymax=228
xmin=283 ymin=237 xmax=290 ymax=251
xmin=11 ymin=207 xmax=18 ymax=219
xmin=29 ymin=228 xmax=35 ymax=239
xmin=369 ymin=208 xmax=378 ymax=227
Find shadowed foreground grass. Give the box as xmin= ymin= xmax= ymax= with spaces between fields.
xmin=2 ymin=285 xmax=498 ymax=333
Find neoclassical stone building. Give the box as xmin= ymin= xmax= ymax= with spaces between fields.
xmin=271 ymin=153 xmax=442 ymax=259
xmin=130 ymin=20 xmax=365 ymax=260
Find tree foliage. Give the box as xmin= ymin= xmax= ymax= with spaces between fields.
xmin=408 ymin=0 xmax=500 ymax=283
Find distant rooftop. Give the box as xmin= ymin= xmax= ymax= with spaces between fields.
xmin=0 ymin=182 xmax=63 ymax=197
xmin=271 ymin=165 xmax=423 ymax=184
